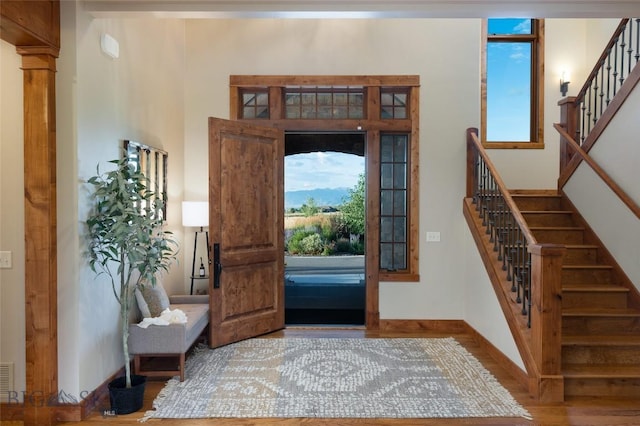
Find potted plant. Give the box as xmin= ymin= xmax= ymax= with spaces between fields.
xmin=86 ymin=156 xmax=177 ymax=414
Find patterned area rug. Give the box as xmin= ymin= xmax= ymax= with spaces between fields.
xmin=142 ymin=337 xmax=530 ymax=420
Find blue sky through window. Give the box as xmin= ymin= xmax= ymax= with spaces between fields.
xmin=486 ymin=18 xmax=533 ymax=142
xmin=285 ymin=152 xmax=364 ymax=192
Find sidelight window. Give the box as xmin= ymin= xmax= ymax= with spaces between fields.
xmin=379 ymin=134 xmax=408 ymax=271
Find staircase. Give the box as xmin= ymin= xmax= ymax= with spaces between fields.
xmin=512 ymin=191 xmax=640 ymax=399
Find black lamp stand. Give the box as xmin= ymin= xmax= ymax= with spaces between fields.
xmin=189 ymin=226 xmax=210 ymax=295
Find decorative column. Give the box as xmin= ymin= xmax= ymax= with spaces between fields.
xmin=18 ymin=46 xmax=59 ymax=426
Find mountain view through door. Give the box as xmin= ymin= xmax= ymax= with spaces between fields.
xmin=284 ymin=133 xmax=366 ymax=325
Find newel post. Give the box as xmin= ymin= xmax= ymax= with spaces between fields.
xmin=466 ymin=128 xmax=478 ymax=198
xmin=528 ymin=243 xmax=565 ymax=402
xmin=557 ymin=97 xmax=578 ymax=173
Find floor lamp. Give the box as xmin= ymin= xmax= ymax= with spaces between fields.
xmin=182 ymin=201 xmax=210 ymax=295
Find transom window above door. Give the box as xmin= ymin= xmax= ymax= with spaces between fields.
xmin=238 ymin=82 xmax=411 ymax=123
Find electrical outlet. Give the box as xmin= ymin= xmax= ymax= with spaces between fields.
xmin=426 ymin=232 xmax=441 ymax=242
xmin=0 ymin=251 xmax=12 ymax=269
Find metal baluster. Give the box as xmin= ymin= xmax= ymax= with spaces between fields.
xmin=599 ymin=61 xmax=605 ymax=116
xmin=506 ymin=214 xmax=513 ymax=282
xmin=514 ymin=228 xmax=522 ymax=302
xmin=477 ymin=158 xmax=484 ymax=213
xmin=472 ymin=148 xmax=480 ymax=205
xmin=495 ymin=195 xmax=504 ymax=254
xmin=481 ymin=162 xmax=489 ymax=226
xmin=613 ymin=37 xmax=619 ymax=95
xmin=501 ymin=212 xmax=508 ymax=269
xmin=606 ymin=48 xmax=613 ymax=106
xmin=521 ymin=236 xmax=529 ymax=316
xmin=580 ymin=99 xmax=587 ymax=143
xmin=636 ymin=18 xmax=640 ymax=64
xmin=592 ymin=78 xmax=599 ymax=126
xmin=586 ymin=80 xmax=593 ymax=134
xmin=487 ymin=176 xmax=495 ymax=238
xmin=526 ymin=252 xmax=532 ymax=327
xmin=628 ymin=21 xmax=634 ymax=74
xmin=475 ymin=154 xmax=482 ymax=211
xmin=619 ymin=27 xmax=627 ymax=86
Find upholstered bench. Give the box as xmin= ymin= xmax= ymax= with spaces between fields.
xmin=128 ymin=292 xmax=209 ymax=381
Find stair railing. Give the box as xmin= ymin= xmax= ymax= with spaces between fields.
xmin=559 ymin=19 xmax=640 ymax=173
xmin=574 ymin=19 xmax=639 ymax=145
xmin=467 ymin=128 xmax=537 ymax=326
xmin=467 ymin=128 xmax=565 ymax=402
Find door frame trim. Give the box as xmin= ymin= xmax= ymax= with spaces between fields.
xmin=229 ymin=75 xmax=421 ymax=329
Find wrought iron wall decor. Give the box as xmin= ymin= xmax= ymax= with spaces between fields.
xmin=124 ymin=140 xmax=168 ymax=221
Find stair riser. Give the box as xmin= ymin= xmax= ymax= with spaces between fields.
xmin=563 ymin=317 xmax=640 ymax=335
xmin=564 ymin=377 xmax=640 ymax=399
xmin=563 ymin=346 xmax=640 ymax=364
xmin=512 ymin=197 xmax=563 ymax=210
xmin=562 ymin=291 xmax=628 ymax=309
xmin=563 ymin=248 xmax=599 ymax=265
xmin=532 ymin=229 xmax=584 ymax=244
xmin=562 ymin=269 xmax=613 ymax=284
xmin=522 ymin=213 xmax=575 ymax=227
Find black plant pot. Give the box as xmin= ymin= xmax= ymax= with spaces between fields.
xmin=108 ymin=374 xmax=146 ymax=415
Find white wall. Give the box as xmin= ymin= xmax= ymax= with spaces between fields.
xmin=54 ymin=2 xmax=187 ymax=398
xmin=0 ymin=39 xmax=26 ymax=400
xmin=183 ymin=19 xmax=482 ymax=322
xmin=183 ymin=18 xmax=630 ymax=371
xmin=564 ymin=85 xmax=640 ymax=290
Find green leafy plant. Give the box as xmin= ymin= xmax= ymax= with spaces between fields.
xmin=286 ymin=229 xmax=316 ymax=254
xmin=340 ymin=173 xmax=365 ymax=236
xmin=300 ymin=197 xmax=320 ymax=217
xmin=300 ymin=233 xmax=324 ymax=255
xmin=86 ymin=157 xmax=177 ymax=388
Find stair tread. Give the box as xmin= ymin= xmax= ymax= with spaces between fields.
xmin=563 ymin=264 xmax=613 ymax=270
xmin=563 ymin=364 xmax=640 ymax=378
xmin=563 ymin=284 xmax=629 ymax=292
xmin=521 ymin=210 xmax=573 ymax=214
xmin=563 ymin=335 xmax=640 ymax=345
xmin=563 ymin=307 xmax=640 ymax=317
xmin=565 ymin=244 xmax=599 ymax=249
xmin=530 ymin=226 xmax=585 ymax=230
xmin=509 ymin=192 xmax=561 ymax=197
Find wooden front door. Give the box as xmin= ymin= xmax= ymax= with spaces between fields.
xmin=208 ymin=117 xmax=285 ymax=348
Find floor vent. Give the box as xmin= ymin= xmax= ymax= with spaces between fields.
xmin=0 ymin=362 xmax=14 ymax=403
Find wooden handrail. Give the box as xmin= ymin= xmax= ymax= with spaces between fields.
xmin=466 ymin=128 xmax=564 ymax=402
xmin=554 ymin=123 xmax=640 ymax=220
xmin=467 ymin=129 xmax=538 ymax=245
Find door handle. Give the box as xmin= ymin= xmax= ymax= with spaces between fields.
xmin=213 ymin=243 xmax=222 ymax=289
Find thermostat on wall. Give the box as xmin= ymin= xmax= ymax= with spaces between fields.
xmin=100 ymin=33 xmax=119 ymax=59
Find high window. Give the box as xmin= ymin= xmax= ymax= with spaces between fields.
xmin=482 ymin=18 xmax=544 ymax=148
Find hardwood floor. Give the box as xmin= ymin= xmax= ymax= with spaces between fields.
xmin=7 ymin=328 xmax=640 ymax=426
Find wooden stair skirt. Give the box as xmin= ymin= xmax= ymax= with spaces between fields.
xmin=512 ymin=192 xmax=640 ymax=399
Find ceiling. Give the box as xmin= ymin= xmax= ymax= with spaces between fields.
xmin=82 ymin=0 xmax=640 ymax=19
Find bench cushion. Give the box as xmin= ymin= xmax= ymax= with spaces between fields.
xmin=128 ymin=303 xmax=209 ymax=355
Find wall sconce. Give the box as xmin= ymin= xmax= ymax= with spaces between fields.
xmin=560 ymin=72 xmax=570 ymax=97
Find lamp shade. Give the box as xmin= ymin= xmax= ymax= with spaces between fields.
xmin=182 ymin=201 xmax=209 ymax=227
